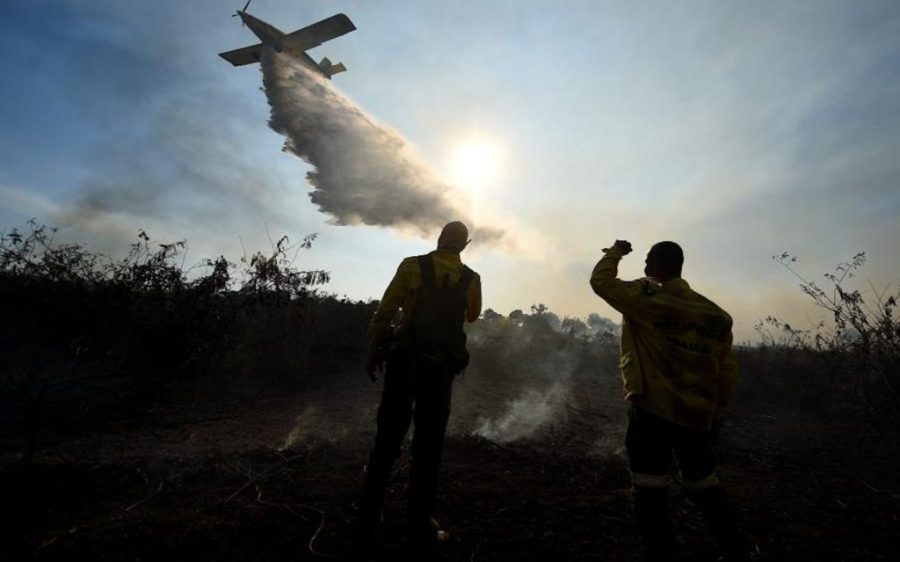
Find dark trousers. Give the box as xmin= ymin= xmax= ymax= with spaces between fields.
xmin=359 ymin=348 xmax=455 ymax=539
xmin=625 ymin=402 xmax=716 ymax=483
xmin=626 ymin=403 xmax=746 ymax=560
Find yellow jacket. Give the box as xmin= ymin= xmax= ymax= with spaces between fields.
xmin=369 ymin=250 xmax=482 ymax=352
xmin=590 ymin=246 xmax=738 ymax=430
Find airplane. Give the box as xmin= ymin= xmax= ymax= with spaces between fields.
xmin=219 ymin=1 xmax=356 ymax=79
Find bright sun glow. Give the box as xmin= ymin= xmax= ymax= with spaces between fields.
xmin=452 ymin=139 xmax=502 ymax=188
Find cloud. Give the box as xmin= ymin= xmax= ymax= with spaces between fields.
xmin=260 ymin=50 xmax=508 ymax=245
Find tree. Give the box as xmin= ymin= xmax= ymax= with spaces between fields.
xmin=561 ymin=317 xmax=588 ymax=339
xmin=530 ymin=303 xmax=548 ymax=316
xmin=481 ymin=308 xmax=503 ymax=323
xmin=587 ymin=313 xmax=620 ymax=338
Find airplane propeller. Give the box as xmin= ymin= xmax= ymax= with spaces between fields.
xmin=231 ymin=0 xmax=252 ymax=26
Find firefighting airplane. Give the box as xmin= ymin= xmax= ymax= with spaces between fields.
xmin=218 ymin=1 xmax=356 ymax=79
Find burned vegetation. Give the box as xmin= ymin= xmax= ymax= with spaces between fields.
xmin=1 ymin=222 xmax=899 ymax=561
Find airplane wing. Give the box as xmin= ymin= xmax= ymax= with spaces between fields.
xmin=219 ymin=43 xmax=263 ymax=66
xmin=282 ymin=13 xmax=356 ymax=52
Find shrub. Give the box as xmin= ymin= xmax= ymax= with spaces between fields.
xmin=755 ymin=252 xmax=899 ymax=416
xmin=0 ymin=221 xmax=333 ymax=430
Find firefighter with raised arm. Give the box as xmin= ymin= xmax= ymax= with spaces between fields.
xmin=356 ymin=221 xmax=481 ymax=560
xmin=590 ymin=240 xmax=756 ymax=562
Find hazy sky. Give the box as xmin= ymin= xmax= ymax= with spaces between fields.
xmin=1 ymin=0 xmax=898 ymax=341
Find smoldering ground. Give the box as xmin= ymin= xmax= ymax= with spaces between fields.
xmin=472 ymin=382 xmax=571 ymax=443
xmin=274 ymin=326 xmax=626 ymax=455
xmin=467 ymin=349 xmax=577 ymax=444
xmin=260 ymin=50 xmax=509 ymax=245
xmin=276 ymin=384 xmax=624 ymax=467
xmin=453 ymin=344 xmax=624 ymax=454
xmin=272 ymin=296 xmax=625 ymax=454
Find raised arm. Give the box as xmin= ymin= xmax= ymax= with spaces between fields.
xmin=590 ymin=240 xmax=650 ymax=317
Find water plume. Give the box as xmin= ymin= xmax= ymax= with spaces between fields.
xmin=260 ymin=50 xmax=507 ymax=244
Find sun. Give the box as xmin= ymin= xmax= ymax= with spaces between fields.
xmin=451 ymin=138 xmax=503 ymax=188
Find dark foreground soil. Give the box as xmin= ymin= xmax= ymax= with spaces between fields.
xmin=2 ymin=364 xmax=898 ymax=562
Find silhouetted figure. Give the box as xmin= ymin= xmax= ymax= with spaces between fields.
xmin=591 ymin=240 xmax=754 ymax=562
xmin=356 ymin=221 xmax=481 ymax=560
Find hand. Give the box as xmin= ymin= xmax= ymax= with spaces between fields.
xmin=367 ymin=351 xmax=384 ymax=383
xmin=710 ymin=418 xmax=722 ymax=445
xmin=613 ymin=240 xmax=632 ymax=255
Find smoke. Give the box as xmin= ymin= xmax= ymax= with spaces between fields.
xmin=34 ymin=85 xmax=324 ymax=263
xmin=260 ymin=50 xmax=508 ymax=245
xmin=280 ymin=406 xmax=322 ymax=450
xmin=30 ymin=47 xmax=525 ymax=261
xmin=455 ymin=341 xmax=593 ymax=443
xmin=473 ymin=382 xmax=570 ymax=443
xmin=278 ymin=387 xmax=380 ymax=450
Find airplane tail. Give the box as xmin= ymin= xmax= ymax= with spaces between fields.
xmin=319 ymin=57 xmax=347 ymax=78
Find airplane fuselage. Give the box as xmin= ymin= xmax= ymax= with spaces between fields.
xmin=241 ymin=13 xmax=284 ymax=48
xmin=239 ymin=12 xmax=321 ymax=70
xmin=220 ymin=8 xmax=355 ymax=78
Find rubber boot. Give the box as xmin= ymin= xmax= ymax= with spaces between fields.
xmin=350 ymin=516 xmax=381 ymax=562
xmin=354 ymin=465 xmax=390 ymax=561
xmin=358 ymin=480 xmax=386 ymax=530
xmin=684 ymin=486 xmax=751 ymax=561
xmin=399 ymin=520 xmax=437 ymax=562
xmin=633 ymin=485 xmax=676 ymax=562
xmin=401 ymin=502 xmax=438 ymax=561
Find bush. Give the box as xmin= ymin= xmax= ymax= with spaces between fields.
xmin=0 ymin=221 xmax=335 ymax=431
xmin=754 ymin=252 xmax=899 ymax=416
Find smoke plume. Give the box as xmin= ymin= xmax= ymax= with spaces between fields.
xmin=260 ymin=50 xmax=507 ymax=244
xmin=473 ymin=382 xmax=570 ymax=443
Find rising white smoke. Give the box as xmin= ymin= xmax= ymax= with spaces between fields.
xmin=279 ymin=395 xmax=379 ymax=451
xmin=260 ymin=50 xmax=507 ymax=244
xmin=473 ymin=382 xmax=571 ymax=443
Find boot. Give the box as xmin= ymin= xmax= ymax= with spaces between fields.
xmin=684 ymin=486 xmax=751 ymax=560
xmin=355 ymin=465 xmax=390 ymax=561
xmin=357 ymin=488 xmax=385 ymax=543
xmin=633 ymin=485 xmax=676 ymax=562
xmin=350 ymin=514 xmax=382 ymax=562
xmin=399 ymin=526 xmax=437 ymax=562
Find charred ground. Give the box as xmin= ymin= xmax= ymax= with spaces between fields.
xmin=1 ymin=225 xmax=898 ymax=561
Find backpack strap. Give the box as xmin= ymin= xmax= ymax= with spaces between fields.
xmin=418 ymin=254 xmax=436 ymax=290
xmin=420 ymin=254 xmax=473 ymax=294
xmin=454 ymin=266 xmax=474 ymax=295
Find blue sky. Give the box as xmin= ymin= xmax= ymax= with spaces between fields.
xmin=1 ymin=0 xmax=899 ymax=341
